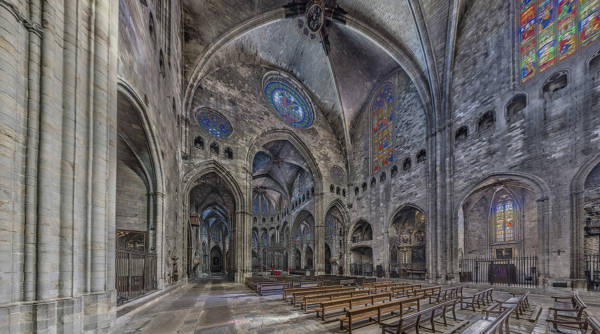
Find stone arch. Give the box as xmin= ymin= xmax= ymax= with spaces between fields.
xmin=182 ymin=13 xmax=435 ymax=156
xmin=454 ymin=172 xmax=552 ymax=281
xmin=388 ymin=204 xmax=427 ymax=279
xmin=325 ymin=199 xmax=350 ymax=275
xmin=181 ymin=160 xmax=246 ymax=282
xmin=116 ymin=79 xmax=167 ymax=293
xmin=571 ymin=153 xmax=600 ymax=282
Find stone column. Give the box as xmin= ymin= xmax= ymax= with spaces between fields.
xmin=314 ymin=194 xmax=325 ymax=275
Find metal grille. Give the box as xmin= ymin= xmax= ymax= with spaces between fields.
xmin=459 ymin=256 xmax=538 ymax=287
xmin=350 ymin=263 xmax=373 ymax=276
xmin=116 ymin=250 xmax=157 ymax=305
xmin=585 ymin=254 xmax=600 ymax=291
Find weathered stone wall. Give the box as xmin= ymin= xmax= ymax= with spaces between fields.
xmin=450 ymin=0 xmax=600 ymax=281
xmin=118 ymin=0 xmax=184 ymax=287
xmin=348 ymin=69 xmax=429 ymax=276
xmin=116 ymin=159 xmax=148 ymax=232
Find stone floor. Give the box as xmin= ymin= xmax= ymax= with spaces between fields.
xmin=111 ymin=279 xmax=600 ymax=334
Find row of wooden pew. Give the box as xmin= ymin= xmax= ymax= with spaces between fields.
xmin=246 ymin=275 xmax=377 ymax=295
xmin=280 ymin=280 xmax=470 ymax=333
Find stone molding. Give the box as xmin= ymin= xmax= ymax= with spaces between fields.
xmin=0 ymin=0 xmax=43 ymax=37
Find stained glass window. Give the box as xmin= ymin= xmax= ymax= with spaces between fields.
xmin=264 ymin=76 xmax=314 ymax=128
xmin=495 ymin=194 xmax=515 ymax=243
xmin=325 ymin=219 xmax=334 ymax=240
xmin=372 ymin=85 xmax=393 ymax=173
xmin=195 ymin=109 xmax=233 ymax=139
xmin=519 ymin=0 xmax=600 ymax=83
xmin=262 ymin=233 xmax=268 ymax=247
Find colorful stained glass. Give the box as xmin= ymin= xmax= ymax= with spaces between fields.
xmin=580 ymin=0 xmax=600 ymax=46
xmin=521 ymin=1 xmax=537 ymax=82
xmin=262 ymin=233 xmax=268 ymax=247
xmin=372 ymin=85 xmax=393 ymax=173
xmin=264 ymin=77 xmax=314 ymax=128
xmin=558 ymin=0 xmax=578 ymax=60
xmin=495 ymin=194 xmax=515 ymax=243
xmin=538 ymin=0 xmax=556 ymax=71
xmin=195 ymin=109 xmax=233 ymax=139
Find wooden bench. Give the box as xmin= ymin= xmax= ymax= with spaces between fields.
xmin=460 ymin=288 xmax=493 ymax=311
xmin=588 ymin=313 xmax=600 ymax=334
xmin=406 ymin=286 xmax=442 ymax=299
xmin=380 ymin=299 xmax=458 ymax=334
xmin=338 ymin=296 xmax=421 ymax=333
xmin=302 ymin=289 xmax=370 ymax=311
xmin=257 ymin=281 xmax=289 ymax=295
xmin=390 ymin=284 xmax=421 ymax=297
xmin=283 ymin=285 xmax=342 ymax=301
xmin=292 ymin=287 xmax=356 ymax=306
xmin=546 ymin=293 xmax=588 ymax=332
xmin=428 ymin=287 xmax=460 ymax=304
xmin=316 ymin=292 xmax=392 ymax=321
xmin=483 ymin=292 xmax=529 ymax=320
xmin=462 ymin=305 xmax=516 ymax=334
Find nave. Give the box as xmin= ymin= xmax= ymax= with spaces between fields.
xmin=111 ymin=279 xmax=600 ymax=334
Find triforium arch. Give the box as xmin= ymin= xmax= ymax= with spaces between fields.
xmin=115 ymin=80 xmax=166 ymax=303
xmin=246 ymin=129 xmax=326 ymax=273
xmin=181 ymin=161 xmax=246 ymax=282
xmin=324 ymin=199 xmax=350 ymax=275
xmin=571 ymin=153 xmax=600 ymax=285
xmin=388 ymin=204 xmax=427 ymax=280
xmin=455 ymin=173 xmax=552 ymax=283
xmin=347 ymin=218 xmax=374 ymax=276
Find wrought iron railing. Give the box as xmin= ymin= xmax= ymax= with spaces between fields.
xmin=116 ymin=250 xmax=157 ymax=305
xmin=350 ymin=263 xmax=373 ymax=276
xmin=585 ymin=254 xmax=600 ymax=291
xmin=459 ymin=256 xmax=538 ymax=287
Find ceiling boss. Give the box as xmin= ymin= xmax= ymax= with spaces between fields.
xmin=285 ymin=0 xmax=347 ymax=54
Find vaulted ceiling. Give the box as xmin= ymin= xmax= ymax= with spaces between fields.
xmin=183 ymin=0 xmax=457 ymax=160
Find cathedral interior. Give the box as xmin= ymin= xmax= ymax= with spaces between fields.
xmin=2 ymin=0 xmax=600 ymax=333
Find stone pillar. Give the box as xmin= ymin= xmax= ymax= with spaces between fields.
xmin=314 ymin=194 xmax=325 ymax=275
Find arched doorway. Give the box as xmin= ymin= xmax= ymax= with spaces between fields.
xmin=583 ymin=163 xmax=600 ymax=290
xmin=210 ymin=246 xmax=223 ymax=273
xmin=115 ymin=90 xmax=160 ymax=305
xmin=188 ymin=172 xmax=236 ymax=280
xmin=389 ymin=206 xmax=426 ymax=279
xmin=457 ymin=178 xmax=540 ymax=287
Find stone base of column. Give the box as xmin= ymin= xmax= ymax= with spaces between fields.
xmin=0 ymin=291 xmax=116 ymax=334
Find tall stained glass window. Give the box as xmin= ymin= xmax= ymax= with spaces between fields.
xmin=372 ymin=85 xmax=393 ymax=173
xmin=520 ymin=0 xmax=600 ymax=83
xmin=494 ymin=194 xmax=515 ymax=243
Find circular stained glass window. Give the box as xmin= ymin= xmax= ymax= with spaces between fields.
xmin=195 ymin=108 xmax=233 ymax=139
xmin=263 ymin=75 xmax=314 ymax=128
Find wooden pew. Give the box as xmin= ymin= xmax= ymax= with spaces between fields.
xmin=462 ymin=305 xmax=516 ymax=334
xmin=380 ymin=299 xmax=458 ymax=334
xmin=315 ymin=292 xmax=392 ymax=321
xmin=428 ymin=287 xmax=460 ymax=304
xmin=460 ymin=288 xmax=493 ymax=311
xmin=338 ymin=296 xmax=421 ymax=333
xmin=546 ymin=293 xmax=588 ymax=332
xmin=292 ymin=287 xmax=356 ymax=306
xmin=406 ymin=286 xmax=442 ymax=299
xmin=302 ymin=289 xmax=370 ymax=311
xmin=390 ymin=284 xmax=421 ymax=297
xmin=483 ymin=292 xmax=529 ymax=320
xmin=283 ymin=285 xmax=342 ymax=301
xmin=588 ymin=313 xmax=600 ymax=334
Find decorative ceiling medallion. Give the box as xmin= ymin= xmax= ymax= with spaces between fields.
xmin=194 ymin=108 xmax=233 ymax=139
xmin=263 ymin=73 xmax=314 ymax=128
xmin=330 ymin=165 xmax=345 ymax=185
xmin=286 ymin=0 xmax=346 ymax=53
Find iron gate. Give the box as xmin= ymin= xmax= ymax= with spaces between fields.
xmin=586 ymin=254 xmax=600 ymax=291
xmin=116 ymin=250 xmax=157 ymax=305
xmin=460 ymin=256 xmax=538 ymax=287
